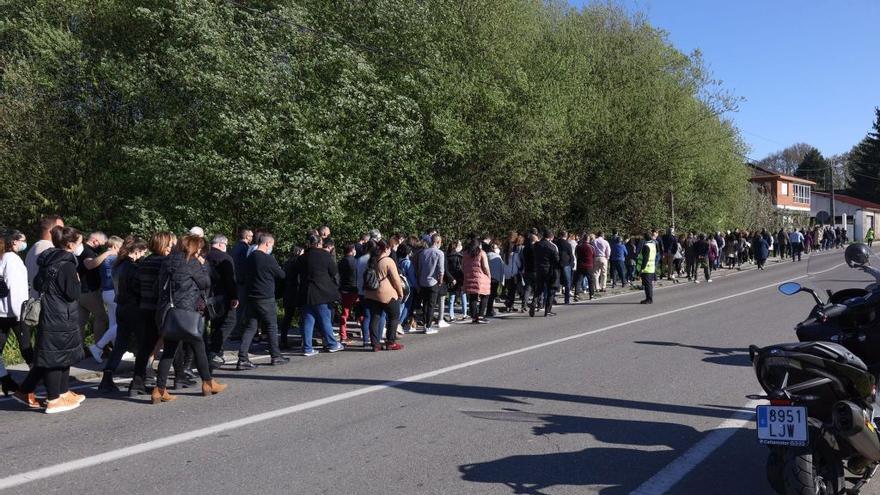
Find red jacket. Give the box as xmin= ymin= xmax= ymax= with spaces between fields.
xmin=576 ymin=241 xmax=595 ymax=271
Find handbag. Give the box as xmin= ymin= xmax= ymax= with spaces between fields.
xmin=0 ymin=275 xmax=9 ymax=299
xmin=21 ymin=267 xmax=58 ymax=328
xmin=158 ymin=275 xmax=204 ymax=342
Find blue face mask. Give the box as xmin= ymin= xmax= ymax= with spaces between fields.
xmin=266 ymin=247 xmax=273 ymax=256
xmin=17 ymin=242 xmax=27 ymax=253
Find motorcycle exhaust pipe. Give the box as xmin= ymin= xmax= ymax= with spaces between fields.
xmin=833 ymin=400 xmax=880 ymax=462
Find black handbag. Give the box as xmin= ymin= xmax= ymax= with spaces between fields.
xmin=158 ymin=276 xmax=204 ymax=342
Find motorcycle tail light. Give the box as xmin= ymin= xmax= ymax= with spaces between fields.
xmin=770 ymin=399 xmax=794 ymax=406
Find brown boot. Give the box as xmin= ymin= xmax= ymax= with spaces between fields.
xmin=202 ymin=379 xmax=227 ymax=396
xmin=151 ymin=387 xmax=176 ymax=404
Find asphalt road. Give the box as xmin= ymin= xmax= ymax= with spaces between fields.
xmin=1 ymin=250 xmax=876 ymax=495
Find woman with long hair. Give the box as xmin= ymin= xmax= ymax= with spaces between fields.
xmin=97 ymin=238 xmax=148 ymax=392
xmin=445 ymin=239 xmax=467 ymax=322
xmin=364 ymin=241 xmax=404 ymax=351
xmin=152 ymin=235 xmax=226 ymax=404
xmin=462 ymin=235 xmax=491 ymax=324
xmin=0 ymin=230 xmax=30 ymax=395
xmin=13 ymin=227 xmax=86 ymax=413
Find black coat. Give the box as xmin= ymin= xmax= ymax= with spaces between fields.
xmin=533 ymin=239 xmax=560 ymax=288
xmin=34 ymin=248 xmax=83 ymax=368
xmin=113 ymin=258 xmax=140 ymax=307
xmin=282 ymin=256 xmax=301 ymax=308
xmin=137 ymin=254 xmax=167 ymax=311
xmin=297 ymin=248 xmax=339 ymax=306
xmin=157 ymin=252 xmax=211 ymax=313
xmin=206 ymin=247 xmax=237 ymax=306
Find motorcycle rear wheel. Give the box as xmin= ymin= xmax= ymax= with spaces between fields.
xmin=782 ymin=445 xmax=844 ymax=495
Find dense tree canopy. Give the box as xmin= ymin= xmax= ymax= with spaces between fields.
xmin=0 ymin=0 xmax=750 ymax=246
xmin=795 ymin=147 xmax=830 ymax=191
xmin=847 ymin=108 xmax=880 ymax=201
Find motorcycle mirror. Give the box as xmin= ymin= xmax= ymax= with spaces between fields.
xmin=778 ymin=282 xmax=802 ymax=296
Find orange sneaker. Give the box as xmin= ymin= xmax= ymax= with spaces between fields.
xmin=45 ymin=395 xmax=80 ymax=414
xmin=61 ymin=390 xmax=86 ymax=404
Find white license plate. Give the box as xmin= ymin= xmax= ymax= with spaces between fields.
xmin=756 ymin=405 xmax=808 ymax=446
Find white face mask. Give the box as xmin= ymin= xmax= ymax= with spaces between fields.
xmin=73 ymin=243 xmax=84 ymax=257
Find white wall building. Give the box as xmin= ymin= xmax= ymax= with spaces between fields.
xmin=811 ymin=192 xmax=879 ymax=241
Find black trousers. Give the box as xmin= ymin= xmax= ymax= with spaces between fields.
xmin=574 ymin=269 xmax=593 ymax=299
xmin=503 ymin=278 xmax=519 ymax=309
xmin=487 ymin=280 xmax=500 ymax=316
xmin=532 ymin=271 xmax=555 ymax=314
xmin=468 ymin=293 xmax=489 ymax=320
xmin=420 ymin=285 xmax=440 ymax=328
xmin=521 ymin=272 xmax=536 ymax=309
xmin=280 ymin=298 xmax=298 ymax=345
xmin=0 ymin=317 xmax=32 ymax=365
xmin=641 ymin=273 xmax=655 ymax=302
xmin=105 ymin=303 xmax=140 ymax=372
xmin=207 ymin=309 xmax=237 ymax=356
xmin=367 ymin=298 xmax=400 ymax=345
xmin=134 ymin=308 xmax=160 ymax=380
xmin=20 ymin=366 xmax=69 ymax=401
xmin=240 ymin=298 xmax=281 ymax=361
xmin=157 ymin=339 xmax=211 ymax=389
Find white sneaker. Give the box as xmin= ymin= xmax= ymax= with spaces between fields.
xmin=302 ymin=350 xmax=319 ymax=357
xmin=396 ymin=324 xmax=404 ymax=336
xmin=45 ymin=396 xmax=80 ymax=414
xmin=424 ymin=328 xmax=439 ymax=335
xmin=438 ymin=320 xmax=450 ymax=329
xmin=88 ymin=344 xmax=104 ymax=364
xmin=122 ymin=351 xmax=135 ymax=362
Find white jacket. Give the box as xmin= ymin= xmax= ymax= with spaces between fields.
xmin=0 ymin=252 xmax=28 ymax=320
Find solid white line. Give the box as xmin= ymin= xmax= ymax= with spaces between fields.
xmin=630 ymin=399 xmax=761 ymax=495
xmin=0 ymin=262 xmax=846 ymax=491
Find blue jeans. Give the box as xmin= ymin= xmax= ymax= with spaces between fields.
xmin=361 ymin=301 xmax=386 ymax=346
xmin=561 ymin=266 xmax=573 ymax=304
xmin=449 ymin=292 xmax=468 ymax=320
xmin=300 ymin=303 xmax=339 ymax=353
xmin=399 ymin=293 xmax=413 ymax=330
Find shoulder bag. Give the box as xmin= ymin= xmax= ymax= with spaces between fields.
xmin=158 ymin=275 xmax=204 ymax=342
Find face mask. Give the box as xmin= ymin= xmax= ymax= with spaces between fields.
xmin=493 ymin=248 xmax=500 ymax=254
xmin=17 ymin=242 xmax=27 ymax=253
xmin=266 ymin=248 xmax=273 ymax=256
xmin=455 ymin=246 xmax=462 ymax=253
xmin=73 ymin=243 xmax=84 ymax=256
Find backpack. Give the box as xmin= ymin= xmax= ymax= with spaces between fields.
xmin=0 ymin=275 xmax=8 ymax=299
xmin=21 ymin=267 xmax=58 ymax=328
xmin=363 ymin=260 xmax=386 ymax=291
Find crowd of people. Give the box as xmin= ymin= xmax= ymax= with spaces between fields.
xmin=0 ymin=214 xmax=856 ymax=414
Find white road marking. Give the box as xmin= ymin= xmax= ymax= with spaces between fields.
xmin=630 ymin=399 xmax=761 ymax=495
xmin=0 ymin=262 xmax=846 ymax=491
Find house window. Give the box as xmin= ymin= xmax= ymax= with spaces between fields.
xmin=793 ymin=184 xmax=810 ymax=204
xmin=780 ymin=182 xmax=788 ymax=196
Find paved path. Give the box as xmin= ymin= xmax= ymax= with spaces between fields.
xmin=1 ymin=251 xmax=875 ymax=494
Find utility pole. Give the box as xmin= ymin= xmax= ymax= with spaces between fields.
xmin=669 ymin=188 xmax=675 ymax=231
xmin=829 ymin=159 xmax=836 ymax=227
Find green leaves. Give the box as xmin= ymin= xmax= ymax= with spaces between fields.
xmin=0 ymin=0 xmax=749 ymax=243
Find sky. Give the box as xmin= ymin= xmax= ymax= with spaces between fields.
xmin=568 ymin=0 xmax=880 ymax=161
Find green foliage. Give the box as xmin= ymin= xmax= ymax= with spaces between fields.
xmin=795 ymin=147 xmax=830 ymax=191
xmin=0 ymin=0 xmax=750 ymax=244
xmin=847 ymin=108 xmax=880 ymax=202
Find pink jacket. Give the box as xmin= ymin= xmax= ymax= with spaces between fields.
xmin=462 ymin=250 xmax=491 ymax=296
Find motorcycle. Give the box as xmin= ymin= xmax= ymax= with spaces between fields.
xmin=749 ymin=243 xmax=880 ymax=494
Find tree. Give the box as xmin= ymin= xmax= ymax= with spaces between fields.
xmin=795 ymin=147 xmax=830 ymax=191
xmin=847 ymin=108 xmax=880 ymax=202
xmin=756 ymin=142 xmax=813 ymax=176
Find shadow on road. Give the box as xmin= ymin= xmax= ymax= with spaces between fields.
xmin=634 ymin=340 xmax=752 ymax=367
xmin=457 ymin=409 xmax=741 ymax=494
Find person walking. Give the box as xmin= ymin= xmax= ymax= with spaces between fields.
xmin=297 ymin=234 xmax=344 ymax=357
xmin=530 ymin=230 xmax=560 ymax=317
xmin=0 ymin=230 xmax=30 ymax=395
xmin=151 ymin=235 xmax=226 ymax=404
xmin=24 ymin=215 xmax=64 ymax=299
xmin=205 ymin=235 xmax=239 ymax=368
xmin=88 ymin=236 xmax=122 ymax=363
xmin=417 ymin=234 xmax=444 ymax=333
xmin=592 ymin=232 xmax=610 ymax=292
xmin=866 ymin=227 xmax=875 ymax=248
xmin=364 ymin=241 xmax=405 ymax=351
xmin=636 ymin=232 xmax=657 ymax=304
xmin=610 ymin=234 xmax=627 ymax=289
xmin=753 ymin=233 xmax=769 ymax=270
xmin=238 ymin=233 xmax=288 ymax=368
xmin=98 ymin=238 xmax=148 ymax=392
xmin=337 ymin=243 xmax=359 ymax=343
xmin=13 ymin=227 xmax=86 ymax=413
xmin=462 ymin=236 xmax=492 ymax=323
xmin=280 ymin=246 xmax=304 ymax=349
xmin=692 ymin=234 xmax=712 ymax=283
xmin=129 ymin=232 xmax=176 ymax=397
xmin=574 ymin=235 xmax=595 ymax=301
xmin=77 ymin=231 xmax=112 ymax=344
xmin=554 ymin=231 xmax=574 ymax=304
xmin=486 ymin=242 xmax=504 ymax=316
xmin=788 ymin=229 xmax=804 ymax=262
xmin=660 ymin=228 xmax=677 ymax=281
xmin=397 ymin=243 xmax=417 ymax=333
xmin=501 ymin=233 xmax=523 ymax=312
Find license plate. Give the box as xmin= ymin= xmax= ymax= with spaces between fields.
xmin=756 ymin=405 xmax=808 ymax=446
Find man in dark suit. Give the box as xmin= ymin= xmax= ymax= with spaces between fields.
xmin=554 ymin=230 xmax=574 ymax=305
xmin=238 ymin=233 xmax=287 ymax=370
xmin=297 ymin=234 xmax=344 ymax=356
xmin=530 ymin=229 xmax=560 ymax=317
xmin=206 ymin=235 xmax=239 ymax=369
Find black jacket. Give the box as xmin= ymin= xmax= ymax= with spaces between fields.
xmin=244 ymin=250 xmax=285 ymax=300
xmin=337 ymin=255 xmax=358 ymax=294
xmin=113 ymin=258 xmax=140 ymax=307
xmin=555 ymin=239 xmax=574 ymax=268
xmin=533 ymin=239 xmax=560 ymax=275
xmin=157 ymin=252 xmax=211 ymax=313
xmin=207 ymin=247 xmax=237 ymax=306
xmin=137 ymin=254 xmax=167 ymax=311
xmin=282 ymin=256 xmax=301 ymax=307
xmin=446 ymin=251 xmax=464 ymax=289
xmin=522 ymin=241 xmax=536 ymax=273
xmin=230 ymin=241 xmax=250 ymax=285
xmin=34 ymin=248 xmax=83 ymax=368
xmin=298 ymin=248 xmax=339 ymax=306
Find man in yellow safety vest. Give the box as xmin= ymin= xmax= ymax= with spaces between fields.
xmin=636 ymin=232 xmax=657 ymax=304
